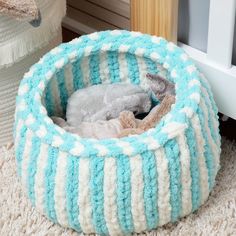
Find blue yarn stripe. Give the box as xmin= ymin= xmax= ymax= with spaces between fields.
xmin=191 ymin=76 xmax=218 ymax=147
xmin=126 ymin=53 xmax=140 ymax=84
xmin=107 ymin=51 xmax=120 ymax=83
xmin=200 ymin=78 xmax=220 ymax=144
xmin=116 ymin=155 xmax=134 ymax=233
xmin=141 ymin=151 xmax=159 ymax=229
xmin=89 ymin=54 xmax=102 ymax=85
xmin=164 ymin=139 xmax=182 ymax=221
xmin=201 ymin=88 xmax=218 ymax=146
xmin=201 ymin=90 xmax=220 ymax=164
xmin=199 ymin=76 xmax=218 ymax=116
xmin=27 ymin=137 xmax=41 ymax=205
xmin=185 ymin=125 xmax=201 ymax=211
xmin=72 ymin=59 xmax=84 ymax=90
xmin=90 ymin=156 xmax=108 ymax=235
xmin=66 ymin=155 xmax=81 ymax=232
xmin=45 ymin=81 xmax=55 ymax=116
xmin=44 ymin=147 xmax=58 ymax=222
xmin=15 ymin=126 xmax=27 ymax=178
xmin=56 ymin=69 xmax=69 ymax=114
xmin=144 ymin=57 xmax=159 ymax=74
xmin=197 ymin=106 xmax=215 ymax=190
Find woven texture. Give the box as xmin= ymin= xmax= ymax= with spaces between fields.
xmin=14 ymin=30 xmax=221 ymax=235
xmin=0 ymin=30 xmax=62 ymax=146
xmin=0 ymin=0 xmax=66 ymax=67
xmin=2 ymin=138 xmax=235 ymax=236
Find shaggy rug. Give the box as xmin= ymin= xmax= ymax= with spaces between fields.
xmin=0 ymin=138 xmax=236 ymax=236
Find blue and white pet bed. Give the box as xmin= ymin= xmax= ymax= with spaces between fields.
xmin=14 ymin=30 xmax=221 ymax=235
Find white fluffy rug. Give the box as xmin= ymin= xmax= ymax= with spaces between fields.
xmin=1 ymin=138 xmax=236 ymax=236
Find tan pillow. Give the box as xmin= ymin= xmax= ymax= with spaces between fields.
xmin=0 ymin=0 xmax=39 ymax=21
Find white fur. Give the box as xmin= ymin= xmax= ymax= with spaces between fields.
xmin=66 ymin=83 xmax=151 ymax=126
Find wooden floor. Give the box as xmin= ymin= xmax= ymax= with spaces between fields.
xmin=62 ymin=27 xmax=236 ymax=141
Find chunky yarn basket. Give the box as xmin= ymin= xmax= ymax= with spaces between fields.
xmin=14 ymin=30 xmax=221 ymax=235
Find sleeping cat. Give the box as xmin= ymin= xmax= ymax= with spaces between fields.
xmin=66 ymin=74 xmax=175 ymax=127
xmin=53 ymin=74 xmax=176 ymax=139
xmin=51 ymin=94 xmax=175 ymax=139
xmin=146 ymin=73 xmax=175 ymax=101
xmin=66 ymin=83 xmax=152 ymax=126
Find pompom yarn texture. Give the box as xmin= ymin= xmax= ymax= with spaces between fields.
xmin=14 ymin=30 xmax=221 ymax=235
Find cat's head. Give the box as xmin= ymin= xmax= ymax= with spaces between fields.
xmin=146 ymin=73 xmax=175 ymax=100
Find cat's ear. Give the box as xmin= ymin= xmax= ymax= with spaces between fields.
xmin=146 ymin=73 xmax=166 ymax=82
xmin=146 ymin=73 xmax=174 ymax=88
xmin=146 ymin=73 xmax=173 ymax=100
xmin=146 ymin=73 xmax=157 ymax=80
xmin=146 ymin=73 xmax=168 ymax=89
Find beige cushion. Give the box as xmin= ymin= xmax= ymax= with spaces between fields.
xmin=0 ymin=0 xmax=38 ymax=21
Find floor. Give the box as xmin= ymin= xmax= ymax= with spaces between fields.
xmin=219 ymin=114 xmax=236 ymax=141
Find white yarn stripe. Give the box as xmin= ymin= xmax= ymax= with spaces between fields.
xmin=64 ymin=64 xmax=75 ymax=97
xmin=103 ymin=158 xmax=123 ymax=235
xmin=14 ymin=119 xmax=24 ymax=147
xmin=99 ymin=52 xmax=110 ymax=83
xmin=54 ymin=151 xmax=69 ymax=227
xmin=21 ymin=129 xmax=33 ymax=191
xmin=191 ymin=115 xmax=209 ymax=204
xmin=34 ymin=143 xmax=49 ymax=215
xmin=136 ymin=56 xmax=148 ymax=89
xmin=78 ymin=159 xmax=94 ymax=234
xmin=80 ymin=55 xmax=90 ymax=87
xmin=201 ymin=86 xmax=220 ymax=146
xmin=50 ymin=76 xmax=63 ymax=116
xmin=130 ymin=155 xmax=147 ymax=233
xmin=118 ymin=52 xmax=129 ymax=83
xmin=176 ymin=133 xmax=192 ymax=216
xmin=199 ymin=99 xmax=220 ymax=179
xmin=156 ymin=64 xmax=165 ymax=78
xmin=199 ymin=76 xmax=219 ymax=138
xmin=155 ymin=147 xmax=171 ymax=226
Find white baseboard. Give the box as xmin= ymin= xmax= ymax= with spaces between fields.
xmin=179 ymin=43 xmax=236 ymax=119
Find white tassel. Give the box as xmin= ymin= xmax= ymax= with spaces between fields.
xmin=0 ymin=0 xmax=66 ymax=68
xmin=0 ymin=30 xmax=62 ymax=146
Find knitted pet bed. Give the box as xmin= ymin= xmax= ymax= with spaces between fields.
xmin=14 ymin=30 xmax=221 ymax=235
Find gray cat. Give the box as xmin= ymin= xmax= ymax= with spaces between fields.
xmin=146 ymin=73 xmax=175 ymax=101
xmin=66 ymin=74 xmax=175 ymax=127
xmin=66 ymin=83 xmax=152 ymax=126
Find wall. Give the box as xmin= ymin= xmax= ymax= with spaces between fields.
xmin=178 ymin=0 xmax=210 ymax=52
xmin=178 ymin=0 xmax=236 ymax=65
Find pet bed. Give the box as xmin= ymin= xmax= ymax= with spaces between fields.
xmin=14 ymin=30 xmax=221 ymax=235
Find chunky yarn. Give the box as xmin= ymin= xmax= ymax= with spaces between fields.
xmin=14 ymin=30 xmax=221 ymax=235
